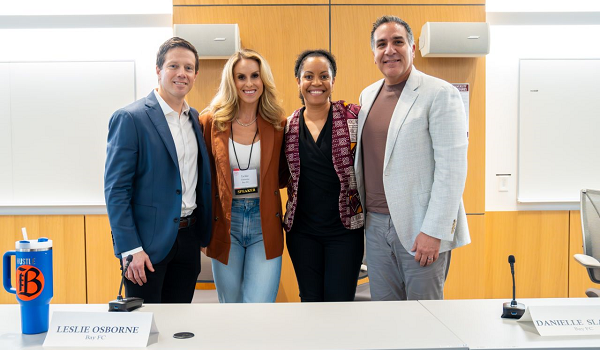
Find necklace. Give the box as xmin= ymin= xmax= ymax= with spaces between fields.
xmin=231 ymin=123 xmax=259 ymax=171
xmin=235 ymin=116 xmax=258 ymax=127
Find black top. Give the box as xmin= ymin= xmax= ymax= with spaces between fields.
xmin=292 ymin=106 xmax=349 ymax=236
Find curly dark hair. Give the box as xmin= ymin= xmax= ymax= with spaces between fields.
xmin=294 ymin=49 xmax=337 ymax=79
xmin=293 ymin=49 xmax=337 ymax=104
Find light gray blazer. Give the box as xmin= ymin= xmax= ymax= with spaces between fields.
xmin=356 ymin=68 xmax=470 ymax=254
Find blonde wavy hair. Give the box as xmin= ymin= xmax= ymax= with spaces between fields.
xmin=201 ymin=49 xmax=284 ymax=131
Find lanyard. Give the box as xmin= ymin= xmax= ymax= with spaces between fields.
xmin=230 ymin=123 xmax=259 ymax=171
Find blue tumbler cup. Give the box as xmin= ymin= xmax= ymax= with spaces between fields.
xmin=3 ymin=238 xmax=54 ymax=334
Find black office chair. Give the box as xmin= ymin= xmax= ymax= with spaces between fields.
xmin=574 ymin=189 xmax=600 ymax=297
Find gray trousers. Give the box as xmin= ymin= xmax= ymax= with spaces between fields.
xmin=365 ymin=212 xmax=451 ymax=301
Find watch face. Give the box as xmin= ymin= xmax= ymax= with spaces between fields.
xmin=173 ymin=332 xmax=195 ymax=339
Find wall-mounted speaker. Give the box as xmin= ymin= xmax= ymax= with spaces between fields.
xmin=174 ymin=24 xmax=240 ymax=59
xmin=419 ymin=22 xmax=490 ymax=57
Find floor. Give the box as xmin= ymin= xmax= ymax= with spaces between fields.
xmin=192 ymin=289 xmax=219 ymax=303
xmin=192 ymin=283 xmax=371 ymax=303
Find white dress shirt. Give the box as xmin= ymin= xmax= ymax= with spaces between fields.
xmin=121 ymin=90 xmax=198 ymax=258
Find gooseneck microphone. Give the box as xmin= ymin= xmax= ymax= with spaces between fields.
xmin=509 ymin=255 xmax=517 ymax=306
xmin=501 ymin=255 xmax=526 ymax=319
xmin=108 ymin=255 xmax=144 ymax=312
xmin=117 ymin=254 xmax=133 ymax=301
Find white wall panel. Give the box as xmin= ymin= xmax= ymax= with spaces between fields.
xmin=486 ymin=23 xmax=600 ymax=211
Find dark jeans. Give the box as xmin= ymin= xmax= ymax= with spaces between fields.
xmin=122 ymin=226 xmax=201 ymax=303
xmin=286 ymin=228 xmax=364 ymax=302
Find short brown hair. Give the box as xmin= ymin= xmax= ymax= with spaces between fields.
xmin=156 ymin=37 xmax=199 ymax=73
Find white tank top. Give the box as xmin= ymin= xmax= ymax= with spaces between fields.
xmin=229 ymin=139 xmax=260 ymax=198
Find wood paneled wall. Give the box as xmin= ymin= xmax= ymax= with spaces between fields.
xmin=569 ymin=210 xmax=592 ymax=298
xmin=174 ymin=0 xmax=485 ymax=4
xmin=85 ymin=215 xmax=121 ymax=304
xmin=1 ymin=211 xmax=584 ymax=303
xmin=176 ymin=1 xmax=486 ymax=213
xmin=175 ymin=0 xmax=327 ymax=4
xmin=331 ymin=5 xmax=485 ymax=213
xmin=447 ymin=210 xmax=591 ymax=300
xmin=175 ymin=5 xmax=330 ymax=117
xmin=484 ymin=211 xmax=569 ymax=298
xmin=174 ymin=0 xmax=486 ymax=302
xmin=444 ymin=215 xmax=485 ymax=299
xmin=0 ymin=216 xmax=87 ymax=304
xmin=331 ymin=0 xmax=484 ymax=3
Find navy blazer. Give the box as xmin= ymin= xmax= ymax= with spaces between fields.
xmin=104 ymin=91 xmax=212 ymax=264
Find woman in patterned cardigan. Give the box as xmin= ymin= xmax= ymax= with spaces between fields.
xmin=282 ymin=49 xmax=364 ymax=302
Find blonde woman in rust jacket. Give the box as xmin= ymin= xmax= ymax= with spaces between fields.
xmin=199 ymin=49 xmax=285 ymax=303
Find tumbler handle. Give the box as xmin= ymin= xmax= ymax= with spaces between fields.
xmin=3 ymin=251 xmax=16 ymax=294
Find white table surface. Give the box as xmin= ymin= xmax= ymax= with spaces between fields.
xmin=0 ymin=301 xmax=467 ymax=350
xmin=420 ymin=298 xmax=600 ymax=349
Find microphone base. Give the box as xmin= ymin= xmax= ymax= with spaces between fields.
xmin=501 ymin=301 xmax=526 ymax=319
xmin=108 ymin=297 xmax=144 ymax=312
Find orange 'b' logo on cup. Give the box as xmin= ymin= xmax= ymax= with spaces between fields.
xmin=17 ymin=265 xmax=44 ymax=301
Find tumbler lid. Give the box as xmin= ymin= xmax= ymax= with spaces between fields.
xmin=15 ymin=238 xmax=53 ymax=250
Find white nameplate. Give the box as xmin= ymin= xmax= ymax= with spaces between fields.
xmin=518 ymin=305 xmax=600 ymax=336
xmin=43 ymin=311 xmax=158 ymax=347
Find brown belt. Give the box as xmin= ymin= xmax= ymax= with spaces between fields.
xmin=179 ymin=216 xmax=196 ymax=229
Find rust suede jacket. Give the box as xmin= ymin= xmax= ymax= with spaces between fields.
xmin=199 ymin=113 xmax=285 ymax=265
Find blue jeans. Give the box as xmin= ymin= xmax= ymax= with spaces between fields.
xmin=211 ymin=198 xmax=282 ymax=303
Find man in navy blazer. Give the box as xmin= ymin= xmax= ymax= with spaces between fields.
xmin=104 ymin=37 xmax=211 ymax=303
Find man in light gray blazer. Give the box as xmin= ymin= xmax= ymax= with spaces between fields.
xmin=356 ymin=16 xmax=470 ymax=300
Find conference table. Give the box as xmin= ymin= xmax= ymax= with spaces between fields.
xmin=0 ymin=301 xmax=467 ymax=350
xmin=1 ymin=298 xmax=599 ymax=349
xmin=420 ymin=298 xmax=600 ymax=350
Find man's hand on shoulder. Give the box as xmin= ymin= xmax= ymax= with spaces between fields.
xmin=411 ymin=232 xmax=441 ymax=267
xmin=123 ymin=251 xmax=155 ymax=286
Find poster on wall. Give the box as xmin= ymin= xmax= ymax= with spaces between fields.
xmin=452 ymin=83 xmax=470 ymax=138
